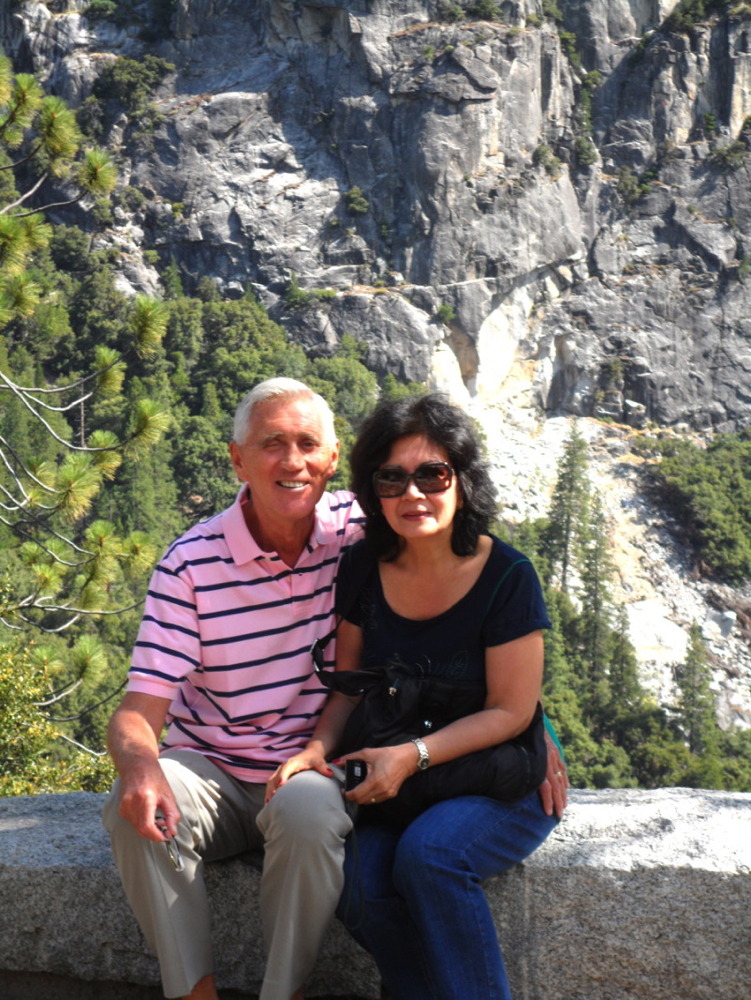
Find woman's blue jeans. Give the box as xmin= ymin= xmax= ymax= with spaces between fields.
xmin=337 ymin=790 xmax=558 ymax=1000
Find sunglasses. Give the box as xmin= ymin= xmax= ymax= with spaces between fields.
xmin=372 ymin=461 xmax=454 ymax=498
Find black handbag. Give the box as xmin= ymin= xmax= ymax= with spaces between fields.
xmin=316 ymin=658 xmax=547 ymax=826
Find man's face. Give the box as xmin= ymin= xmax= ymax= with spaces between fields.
xmin=229 ymin=395 xmax=339 ymax=532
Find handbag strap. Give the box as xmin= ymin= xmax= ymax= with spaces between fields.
xmin=311 ymin=543 xmax=374 ymax=673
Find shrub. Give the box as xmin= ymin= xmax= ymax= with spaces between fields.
xmin=711 ymin=140 xmax=747 ymax=170
xmin=466 ymin=0 xmax=502 ymax=19
xmin=616 ymin=165 xmax=649 ymax=206
xmin=85 ymin=0 xmax=118 ymax=19
xmin=575 ymin=137 xmax=598 ymax=166
xmin=438 ymin=0 xmax=465 ymax=21
xmin=665 ymin=0 xmax=733 ymax=34
xmin=93 ymin=54 xmax=174 ymax=118
xmin=345 ymin=186 xmax=369 ymax=215
xmin=533 ymin=143 xmax=562 ymax=175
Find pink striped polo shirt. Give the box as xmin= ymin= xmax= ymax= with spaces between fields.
xmin=127 ymin=485 xmax=365 ymax=782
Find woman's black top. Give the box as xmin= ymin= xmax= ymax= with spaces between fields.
xmin=334 ymin=537 xmax=551 ymax=684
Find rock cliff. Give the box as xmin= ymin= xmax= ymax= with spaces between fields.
xmin=5 ymin=0 xmax=751 ymax=429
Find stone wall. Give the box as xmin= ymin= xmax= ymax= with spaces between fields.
xmin=0 ymin=787 xmax=749 ymax=1000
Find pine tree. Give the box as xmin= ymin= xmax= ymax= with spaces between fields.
xmin=0 ymin=58 xmax=169 ymax=635
xmin=544 ymin=425 xmax=590 ymax=591
xmin=1 ymin=54 xmax=117 ymax=324
xmin=609 ymin=605 xmax=643 ymax=708
xmin=542 ymin=589 xmax=601 ymax=787
xmin=576 ymin=493 xmax=615 ymax=724
xmin=674 ymin=623 xmax=722 ymax=763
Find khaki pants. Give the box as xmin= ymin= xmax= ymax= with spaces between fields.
xmin=102 ymin=750 xmax=352 ymax=999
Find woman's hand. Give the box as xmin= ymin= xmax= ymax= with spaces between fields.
xmin=264 ymin=744 xmax=331 ymax=803
xmin=339 ymin=743 xmax=417 ymax=806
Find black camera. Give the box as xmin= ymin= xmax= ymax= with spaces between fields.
xmin=345 ymin=759 xmax=366 ymax=791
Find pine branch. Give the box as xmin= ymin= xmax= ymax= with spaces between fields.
xmin=0 ymin=370 xmax=121 ymax=452
xmin=0 ymin=169 xmax=49 ymax=215
xmin=12 ymin=191 xmax=85 ymax=220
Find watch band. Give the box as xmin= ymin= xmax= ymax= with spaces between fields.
xmin=412 ymin=737 xmax=430 ymax=770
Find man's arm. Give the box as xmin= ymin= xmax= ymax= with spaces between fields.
xmin=539 ymin=730 xmax=569 ymax=819
xmin=107 ymin=691 xmax=179 ymax=841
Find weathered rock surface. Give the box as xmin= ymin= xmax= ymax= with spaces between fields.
xmin=5 ymin=0 xmax=751 ymax=431
xmin=0 ymin=788 xmax=749 ymax=999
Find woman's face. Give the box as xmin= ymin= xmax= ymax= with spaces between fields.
xmin=376 ymin=434 xmax=460 ymax=545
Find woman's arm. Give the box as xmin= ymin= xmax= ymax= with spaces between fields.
xmin=264 ymin=620 xmax=364 ymax=800
xmin=342 ymin=630 xmax=544 ymax=806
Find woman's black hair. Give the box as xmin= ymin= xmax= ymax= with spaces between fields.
xmin=350 ymin=393 xmax=498 ymax=559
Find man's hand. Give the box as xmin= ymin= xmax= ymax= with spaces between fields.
xmin=117 ymin=759 xmax=182 ymax=842
xmin=107 ymin=691 xmax=179 ymax=841
xmin=539 ymin=730 xmax=569 ymax=819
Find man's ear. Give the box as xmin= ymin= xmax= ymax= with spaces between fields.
xmin=326 ymin=440 xmax=340 ymax=479
xmin=228 ymin=441 xmax=245 ymax=480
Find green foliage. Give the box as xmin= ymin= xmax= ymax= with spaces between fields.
xmin=559 ymin=31 xmax=582 ymax=70
xmin=93 ymin=54 xmax=174 ymax=120
xmin=435 ymin=302 xmax=456 ymax=323
xmin=532 ymin=143 xmax=562 ymax=176
xmin=544 ymin=426 xmax=590 ymax=591
xmin=643 ymin=431 xmax=751 ymax=580
xmin=525 ymin=426 xmax=748 ymax=793
xmin=284 ymin=274 xmax=338 ymax=309
xmin=665 ymin=0 xmax=733 ymax=34
xmin=567 ymin=66 xmax=600 ymax=168
xmin=674 ymin=623 xmax=722 ymax=760
xmin=436 ymin=0 xmax=502 ymax=20
xmin=85 ymin=1 xmax=119 ymax=20
xmin=437 ymin=1 xmax=466 ymax=22
xmin=378 ymin=373 xmax=427 ymax=403
xmin=574 ymin=137 xmax=597 ymax=167
xmin=710 ymin=140 xmax=747 ymax=170
xmin=465 ymin=0 xmax=502 ymax=19
xmin=0 ymin=55 xmax=116 ymax=326
xmin=345 ymin=185 xmax=369 ymax=216
xmin=0 ymin=634 xmax=115 ymax=795
xmin=615 ymin=165 xmax=657 ymax=208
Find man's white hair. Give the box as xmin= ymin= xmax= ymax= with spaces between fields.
xmin=232 ymin=377 xmax=337 ymax=445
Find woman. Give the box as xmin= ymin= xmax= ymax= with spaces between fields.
xmin=270 ymin=394 xmax=560 ymax=1000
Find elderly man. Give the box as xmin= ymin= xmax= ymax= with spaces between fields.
xmin=103 ymin=377 xmax=568 ymax=1000
xmin=103 ymin=378 xmax=364 ymax=1000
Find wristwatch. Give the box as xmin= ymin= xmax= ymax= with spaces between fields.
xmin=412 ymin=737 xmax=430 ymax=770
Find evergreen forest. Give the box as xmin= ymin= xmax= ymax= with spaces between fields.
xmin=2 ymin=52 xmax=751 ymax=797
